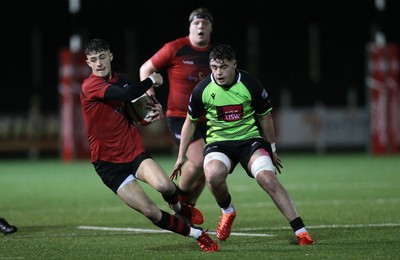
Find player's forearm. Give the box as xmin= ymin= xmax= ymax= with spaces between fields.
xmin=264 ymin=124 xmax=276 ymax=144
xmin=177 ymin=116 xmax=197 ymax=160
xmin=146 ymin=87 xmax=156 ymax=97
xmin=259 ymin=113 xmax=276 ymax=143
xmin=104 ymin=78 xmax=153 ymax=101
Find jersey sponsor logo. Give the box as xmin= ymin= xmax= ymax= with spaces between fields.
xmin=217 ymin=104 xmax=243 ymax=121
xmin=183 ymin=60 xmax=194 ymax=65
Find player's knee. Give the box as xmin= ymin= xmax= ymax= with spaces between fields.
xmin=183 ymin=160 xmax=203 ymax=175
xmin=203 ymin=152 xmax=230 ymax=186
xmin=203 ymin=164 xmax=225 ymax=187
xmin=155 ymin=179 xmax=176 ymax=194
xmin=257 ymin=174 xmax=280 ymax=194
xmin=205 ymin=174 xmax=224 ymax=189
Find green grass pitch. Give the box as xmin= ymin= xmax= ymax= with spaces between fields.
xmin=1 ymin=153 xmax=399 ymax=259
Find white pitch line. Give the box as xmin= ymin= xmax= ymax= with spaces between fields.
xmin=237 ymin=222 xmax=400 ymax=231
xmin=78 ymin=226 xmax=274 ymax=237
xmin=309 ymin=223 xmax=400 ymax=229
xmin=78 ymin=222 xmax=400 ymax=237
xmin=78 ymin=226 xmax=170 ymax=233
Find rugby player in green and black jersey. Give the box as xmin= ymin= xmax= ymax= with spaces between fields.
xmin=171 ymin=44 xmax=315 ymax=246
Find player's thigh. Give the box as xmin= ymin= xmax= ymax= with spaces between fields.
xmin=186 ymin=138 xmax=205 ymax=166
xmin=203 ymin=152 xmax=230 ymax=180
xmin=248 ymin=149 xmax=275 ymax=178
xmin=136 ymin=158 xmax=174 ymax=192
xmin=117 ymin=179 xmax=156 ymax=212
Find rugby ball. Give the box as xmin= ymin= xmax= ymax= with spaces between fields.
xmin=124 ymin=94 xmax=156 ymax=126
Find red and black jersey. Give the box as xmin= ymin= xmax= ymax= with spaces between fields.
xmin=80 ymin=72 xmax=145 ymax=163
xmin=150 ymin=36 xmax=213 ymax=118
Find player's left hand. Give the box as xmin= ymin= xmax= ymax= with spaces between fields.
xmin=272 ymin=152 xmax=283 ymax=174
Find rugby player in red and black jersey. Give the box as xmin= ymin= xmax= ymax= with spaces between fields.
xmin=80 ymin=38 xmax=218 ymax=252
xmin=140 ymin=8 xmax=214 ymax=209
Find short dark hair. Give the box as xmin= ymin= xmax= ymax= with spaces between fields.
xmin=210 ymin=44 xmax=236 ymax=62
xmin=189 ymin=7 xmax=213 ymax=24
xmin=84 ymin=39 xmax=110 ymax=55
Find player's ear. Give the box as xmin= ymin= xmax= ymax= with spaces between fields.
xmin=109 ymin=53 xmax=114 ymax=61
xmin=233 ymin=60 xmax=237 ymax=68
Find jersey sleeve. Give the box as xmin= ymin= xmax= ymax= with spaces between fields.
xmin=187 ymin=83 xmax=206 ymax=121
xmin=150 ymin=41 xmax=177 ymax=71
xmin=81 ymin=75 xmax=111 ymax=101
xmin=245 ymin=72 xmax=273 ymax=115
xmin=150 ymin=37 xmax=188 ymax=71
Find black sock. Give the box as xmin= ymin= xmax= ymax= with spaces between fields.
xmin=217 ymin=193 xmax=232 ymax=209
xmin=289 ymin=217 xmax=305 ymax=232
xmin=162 ymin=185 xmax=179 ymax=205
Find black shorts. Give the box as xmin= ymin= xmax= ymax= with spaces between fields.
xmin=167 ymin=117 xmax=207 ymax=145
xmin=203 ymin=138 xmax=272 ymax=178
xmin=93 ymin=152 xmax=152 ymax=194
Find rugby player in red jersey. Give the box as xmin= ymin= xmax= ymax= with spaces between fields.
xmin=80 ymin=38 xmax=218 ymax=252
xmin=140 ymin=8 xmax=214 ymax=210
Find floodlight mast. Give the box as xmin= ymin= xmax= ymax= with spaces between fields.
xmin=69 ymin=0 xmax=81 ymax=53
xmin=374 ymin=0 xmax=385 ymax=46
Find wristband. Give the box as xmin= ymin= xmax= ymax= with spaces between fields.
xmin=271 ymin=142 xmax=276 ymax=153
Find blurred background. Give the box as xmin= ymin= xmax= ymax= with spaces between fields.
xmin=1 ymin=0 xmax=399 ymax=160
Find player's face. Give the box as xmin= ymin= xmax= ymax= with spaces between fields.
xmin=210 ymin=59 xmax=237 ymax=86
xmin=189 ymin=18 xmax=212 ymax=48
xmin=86 ymin=50 xmax=113 ymax=78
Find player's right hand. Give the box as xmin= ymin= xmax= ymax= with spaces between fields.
xmin=170 ymin=159 xmax=184 ymax=180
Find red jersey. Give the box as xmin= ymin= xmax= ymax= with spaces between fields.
xmin=80 ymin=72 xmax=145 ymax=163
xmin=151 ymin=36 xmax=212 ymax=118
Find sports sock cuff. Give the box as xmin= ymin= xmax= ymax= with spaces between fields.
xmin=290 ymin=217 xmax=305 ymax=232
xmin=295 ymin=227 xmax=307 ymax=235
xmin=189 ymin=227 xmax=203 ymax=239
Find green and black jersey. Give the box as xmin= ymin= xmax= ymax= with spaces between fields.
xmin=188 ymin=69 xmax=273 ymax=144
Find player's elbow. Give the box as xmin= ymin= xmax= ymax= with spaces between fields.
xmin=139 ymin=60 xmax=157 ymax=79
